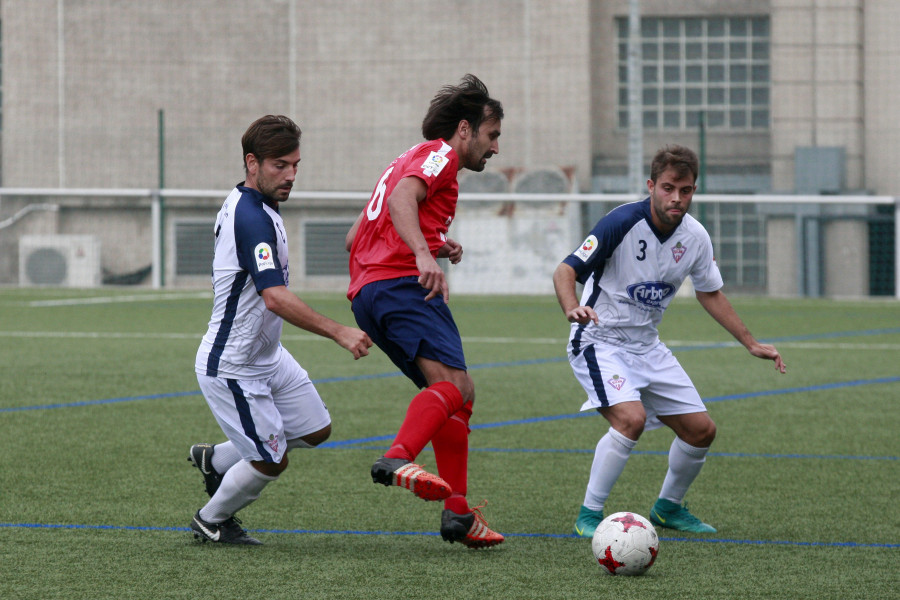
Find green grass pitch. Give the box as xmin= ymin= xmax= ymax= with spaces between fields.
xmin=0 ymin=288 xmax=897 ymax=599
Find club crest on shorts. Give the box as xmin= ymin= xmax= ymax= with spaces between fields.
xmin=266 ymin=433 xmax=279 ymax=453
xmin=671 ymin=241 xmax=687 ymax=263
xmin=607 ymin=374 xmax=626 ymax=390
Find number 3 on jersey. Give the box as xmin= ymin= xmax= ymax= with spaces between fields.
xmin=636 ymin=239 xmax=647 ymax=261
xmin=366 ymin=167 xmax=395 ymax=221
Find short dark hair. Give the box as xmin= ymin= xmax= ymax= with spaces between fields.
xmin=650 ymin=145 xmax=699 ymax=184
xmin=421 ymin=74 xmax=504 ymax=141
xmin=241 ymin=115 xmax=302 ymax=173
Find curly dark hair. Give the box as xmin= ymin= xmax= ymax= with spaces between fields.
xmin=241 ymin=115 xmax=302 ymax=173
xmin=649 ymin=145 xmax=699 ymax=183
xmin=421 ymin=74 xmax=504 ymax=141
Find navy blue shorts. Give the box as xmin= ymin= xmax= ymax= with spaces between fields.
xmin=351 ymin=276 xmax=467 ymax=389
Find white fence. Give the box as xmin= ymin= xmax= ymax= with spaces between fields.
xmin=0 ymin=188 xmax=897 ymax=298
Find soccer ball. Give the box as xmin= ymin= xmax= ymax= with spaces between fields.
xmin=591 ymin=512 xmax=659 ymax=576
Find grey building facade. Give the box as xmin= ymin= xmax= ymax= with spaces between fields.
xmin=1 ymin=1 xmax=896 ymax=296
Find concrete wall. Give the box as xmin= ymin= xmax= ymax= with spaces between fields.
xmin=770 ymin=0 xmax=865 ymax=193
xmin=863 ymin=0 xmax=900 ymax=196
xmin=1 ymin=0 xmax=592 ymax=192
xmin=1 ymin=1 xmax=894 ymax=295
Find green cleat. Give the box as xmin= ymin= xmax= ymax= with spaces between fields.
xmin=649 ymin=498 xmax=716 ymax=533
xmin=573 ymin=505 xmax=604 ymax=538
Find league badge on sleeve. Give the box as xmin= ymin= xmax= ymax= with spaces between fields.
xmin=254 ymin=243 xmax=276 ymax=271
xmin=575 ymin=235 xmax=599 ymax=262
xmin=421 ymin=151 xmax=449 ymax=177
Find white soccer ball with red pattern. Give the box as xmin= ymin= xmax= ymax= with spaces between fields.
xmin=591 ymin=511 xmax=659 ymax=576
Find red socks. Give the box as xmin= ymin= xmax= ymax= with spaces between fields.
xmin=384 ymin=381 xmax=473 ymax=514
xmin=432 ymin=402 xmax=472 ymax=514
xmin=384 ymin=381 xmax=465 ymax=462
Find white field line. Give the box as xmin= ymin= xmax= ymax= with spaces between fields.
xmin=0 ymin=330 xmax=898 ymax=351
xmin=24 ymin=292 xmax=211 ymax=307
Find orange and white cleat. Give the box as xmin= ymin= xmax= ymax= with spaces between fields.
xmin=370 ymin=456 xmax=452 ymax=501
xmin=440 ymin=501 xmax=504 ymax=549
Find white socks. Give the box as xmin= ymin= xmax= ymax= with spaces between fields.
xmin=210 ymin=441 xmax=242 ymax=474
xmin=199 ymin=438 xmax=316 ymax=523
xmin=199 ymin=459 xmax=277 ymax=523
xmin=658 ymin=436 xmax=709 ymax=504
xmin=212 ymin=438 xmax=312 ymax=475
xmin=583 ymin=427 xmax=637 ymax=511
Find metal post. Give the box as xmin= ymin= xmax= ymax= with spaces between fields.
xmin=698 ymin=111 xmax=706 ymax=194
xmin=151 ymin=190 xmax=162 ymax=289
xmin=895 ymin=198 xmax=900 ymax=299
xmin=698 ymin=110 xmax=707 ymax=224
xmin=157 ymin=109 xmax=166 ymax=288
xmin=626 ymin=0 xmax=643 ymax=198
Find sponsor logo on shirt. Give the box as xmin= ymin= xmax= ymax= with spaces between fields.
xmin=255 ymin=243 xmax=276 ymax=271
xmin=671 ymin=241 xmax=687 ymax=263
xmin=421 ymin=151 xmax=449 ymax=177
xmin=626 ymin=281 xmax=676 ymax=308
xmin=574 ymin=235 xmax=598 ymax=261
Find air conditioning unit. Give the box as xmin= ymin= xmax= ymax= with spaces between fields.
xmin=19 ymin=235 xmax=102 ymax=287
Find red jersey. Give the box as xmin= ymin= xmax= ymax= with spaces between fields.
xmin=347 ymin=139 xmax=459 ymax=300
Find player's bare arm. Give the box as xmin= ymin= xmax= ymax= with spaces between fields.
xmin=695 ymin=289 xmax=786 ymax=373
xmin=261 ymin=285 xmax=372 ymax=359
xmin=436 ymin=238 xmax=463 ymax=264
xmin=553 ymin=262 xmax=599 ymax=325
xmin=345 ymin=210 xmax=364 ymax=252
xmin=387 ymin=176 xmax=448 ymax=303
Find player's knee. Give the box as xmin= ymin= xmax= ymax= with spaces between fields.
xmin=458 ymin=377 xmax=475 ymax=405
xmin=699 ymin=420 xmax=717 ymax=446
xmin=253 ymin=455 xmax=289 ymax=477
xmin=301 ymin=424 xmax=332 ymax=447
xmin=433 ymin=376 xmax=474 ymax=406
xmin=602 ymin=406 xmax=645 ymax=439
xmin=619 ymin=416 xmax=645 ymax=439
xmin=685 ymin=419 xmax=717 ymax=447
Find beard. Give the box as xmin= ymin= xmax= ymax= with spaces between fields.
xmin=465 ymin=151 xmax=492 ymax=172
xmin=257 ymin=175 xmax=292 ymax=201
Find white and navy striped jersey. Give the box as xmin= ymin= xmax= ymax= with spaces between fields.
xmin=562 ymin=198 xmax=723 ymax=355
xmin=195 ymin=184 xmax=290 ymax=379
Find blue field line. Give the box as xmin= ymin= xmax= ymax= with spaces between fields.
xmin=702 ymin=376 xmax=900 ymax=403
xmin=672 ymin=327 xmax=900 ymax=352
xmin=325 ymin=444 xmax=897 ymax=461
xmin=4 ymin=373 xmax=897 ymax=416
xmin=318 ymin=377 xmax=899 ymax=455
xmin=6 ymin=373 xmax=898 ymax=418
xmin=0 ymin=391 xmax=202 ymax=413
xmin=2 ymin=521 xmax=896 ymax=549
xmin=3 ymin=325 xmax=899 ymax=414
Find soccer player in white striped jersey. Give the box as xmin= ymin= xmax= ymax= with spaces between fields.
xmin=189 ymin=115 xmax=372 ymax=545
xmin=553 ymin=144 xmax=786 ymax=537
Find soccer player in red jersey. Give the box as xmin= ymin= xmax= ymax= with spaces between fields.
xmin=345 ymin=74 xmax=504 ymax=548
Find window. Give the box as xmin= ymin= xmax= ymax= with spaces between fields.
xmin=0 ymin=22 xmax=3 ymax=185
xmin=617 ymin=16 xmax=770 ymax=131
xmin=696 ymin=203 xmax=767 ymax=291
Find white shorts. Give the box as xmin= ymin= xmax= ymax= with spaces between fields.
xmin=569 ymin=341 xmax=705 ymax=430
xmin=197 ymin=348 xmax=331 ymax=464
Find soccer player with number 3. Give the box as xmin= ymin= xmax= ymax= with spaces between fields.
xmin=345 ymin=74 xmax=505 ymax=548
xmin=554 ymin=144 xmax=786 ymax=539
